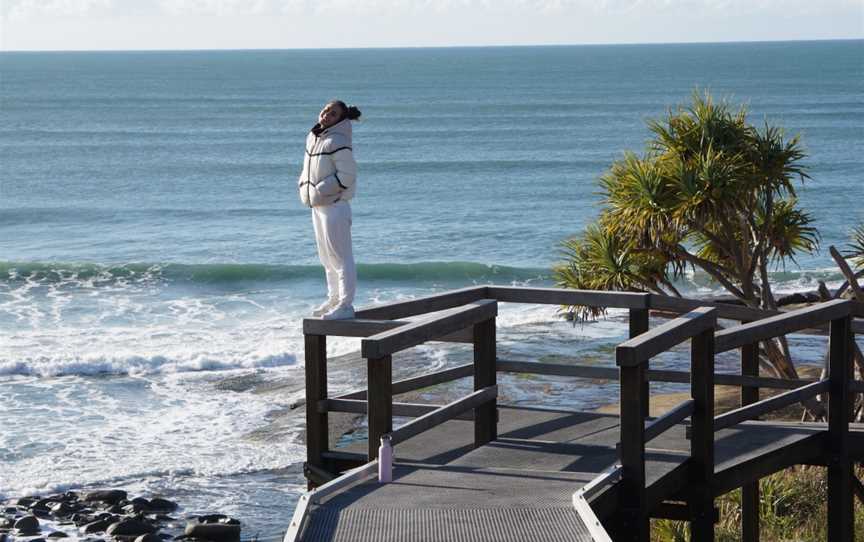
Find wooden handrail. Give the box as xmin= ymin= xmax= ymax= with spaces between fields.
xmin=303 ymin=316 xmax=473 ymax=342
xmin=644 ymin=399 xmax=695 ymax=443
xmin=353 ymin=285 xmax=488 ymax=320
xmin=497 ymin=359 xmax=619 ymax=380
xmin=849 ymin=380 xmax=864 ymax=394
xmin=362 ymin=299 xmax=497 ymax=358
xmin=714 ymin=380 xmax=828 ymax=431
xmin=649 ymin=293 xmax=774 ymax=322
xmin=617 ymin=307 xmax=716 ymax=367
xmin=496 ymin=359 xmax=816 ymax=390
xmin=486 ymin=285 xmax=649 ymax=309
xmin=388 ymin=386 xmax=497 ymax=445
xmin=336 ymin=363 xmax=474 ymax=400
xmin=321 ymin=398 xmax=474 ymax=420
xmin=650 ymin=293 xmax=864 ymax=335
xmin=714 ymin=299 xmax=852 ymax=353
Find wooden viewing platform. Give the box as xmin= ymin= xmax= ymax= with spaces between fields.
xmin=284 ymin=286 xmax=864 ymax=541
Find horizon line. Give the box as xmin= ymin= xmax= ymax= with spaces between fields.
xmin=2 ymin=36 xmax=861 ymax=54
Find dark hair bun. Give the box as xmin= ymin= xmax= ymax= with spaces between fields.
xmin=345 ymin=105 xmax=362 ymax=120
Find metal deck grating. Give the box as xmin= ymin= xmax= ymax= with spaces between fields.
xmin=303 ymin=507 xmax=592 ymax=542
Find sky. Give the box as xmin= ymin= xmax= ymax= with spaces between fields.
xmin=1 ymin=0 xmax=862 ymax=51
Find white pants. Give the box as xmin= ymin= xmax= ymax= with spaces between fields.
xmin=312 ymin=201 xmax=356 ymax=307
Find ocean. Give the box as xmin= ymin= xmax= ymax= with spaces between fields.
xmin=1 ymin=40 xmax=862 ymax=538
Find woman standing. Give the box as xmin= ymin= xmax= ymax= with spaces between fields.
xmin=298 ymin=100 xmax=361 ymax=320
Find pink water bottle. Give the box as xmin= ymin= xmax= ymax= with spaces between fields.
xmin=378 ymin=434 xmax=393 ymax=483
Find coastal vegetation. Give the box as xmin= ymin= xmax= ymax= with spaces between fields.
xmin=555 ymin=91 xmax=818 ymax=381
xmin=652 ymin=464 xmax=864 ymax=541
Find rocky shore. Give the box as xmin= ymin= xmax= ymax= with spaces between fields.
xmin=1 ymin=490 xmax=245 ymax=542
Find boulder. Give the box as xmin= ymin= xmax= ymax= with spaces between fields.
xmin=0 ymin=519 xmax=12 ymax=529
xmin=82 ymin=518 xmax=113 ymax=534
xmin=14 ymin=515 xmax=40 ymax=535
xmin=134 ymin=534 xmax=162 ymax=542
xmin=29 ymin=500 xmax=52 ymax=518
xmin=194 ymin=515 xmax=238 ymax=526
xmin=49 ymin=502 xmax=79 ymax=517
xmin=147 ymin=499 xmax=177 ymax=512
xmin=184 ymin=520 xmax=240 ymax=542
xmin=14 ymin=498 xmax=37 ymax=509
xmin=106 ymin=519 xmax=156 ymax=537
xmin=72 ymin=513 xmax=94 ymax=527
xmin=48 ymin=531 xmax=69 ymax=538
xmin=83 ymin=491 xmax=127 ymax=505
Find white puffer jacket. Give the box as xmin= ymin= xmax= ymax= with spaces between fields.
xmin=298 ymin=119 xmax=357 ymax=208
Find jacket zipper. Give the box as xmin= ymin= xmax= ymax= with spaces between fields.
xmin=306 ymin=134 xmax=319 ymax=206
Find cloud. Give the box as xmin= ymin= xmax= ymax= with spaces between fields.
xmin=3 ymin=0 xmax=860 ymax=19
xmin=4 ymin=0 xmax=112 ymax=19
xmin=0 ymin=0 xmax=864 ymax=23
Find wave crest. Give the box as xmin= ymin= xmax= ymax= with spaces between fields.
xmin=0 ymin=260 xmax=551 ymax=286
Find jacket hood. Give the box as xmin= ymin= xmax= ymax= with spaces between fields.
xmin=312 ymin=118 xmax=353 ymax=141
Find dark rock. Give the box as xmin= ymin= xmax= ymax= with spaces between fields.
xmin=49 ymin=502 xmax=79 ymax=517
xmin=106 ymin=519 xmax=156 ymax=537
xmin=14 ymin=515 xmax=40 ymax=535
xmin=84 ymin=491 xmax=127 ymax=506
xmin=3 ymin=508 xmax=16 ymax=515
xmin=83 ymin=518 xmax=114 ymax=534
xmin=0 ymin=519 xmax=11 ymax=529
xmin=32 ymin=507 xmax=52 ymax=519
xmin=63 ymin=492 xmax=79 ymax=502
xmin=29 ymin=538 xmax=46 ymax=542
xmin=0 ymin=533 xmax=6 ymax=542
xmin=134 ymin=534 xmax=162 ymax=542
xmin=72 ymin=513 xmax=94 ymax=526
xmin=14 ymin=498 xmax=37 ymax=508
xmin=107 ymin=504 xmax=125 ymax=514
xmin=194 ymin=515 xmax=238 ymax=526
xmin=48 ymin=531 xmax=69 ymax=538
xmin=122 ymin=498 xmax=153 ymax=515
xmin=184 ymin=521 xmax=240 ymax=542
xmin=27 ymin=498 xmax=54 ymax=510
xmin=147 ymin=499 xmax=177 ymax=512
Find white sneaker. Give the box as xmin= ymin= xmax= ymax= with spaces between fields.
xmin=312 ymin=300 xmax=337 ymax=317
xmin=321 ymin=304 xmax=355 ymax=320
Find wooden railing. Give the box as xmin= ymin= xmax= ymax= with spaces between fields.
xmin=299 ymin=285 xmax=862 ymax=542
xmin=615 ymin=306 xmax=718 ymax=541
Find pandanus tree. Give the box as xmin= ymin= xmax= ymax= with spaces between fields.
xmin=848 ymin=222 xmax=864 ymax=271
xmin=555 ymin=92 xmax=818 ymax=380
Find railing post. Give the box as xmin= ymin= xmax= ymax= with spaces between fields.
xmin=827 ymin=315 xmax=853 ymax=542
xmin=473 ymin=317 xmax=497 ymax=447
xmin=304 ymin=333 xmax=329 ymax=489
xmin=740 ymin=332 xmax=760 ymax=542
xmin=367 ymin=355 xmax=393 ymax=461
xmin=618 ymin=356 xmax=648 ymax=541
xmin=630 ymin=308 xmax=650 ymax=416
xmin=690 ymin=323 xmax=715 ymax=542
